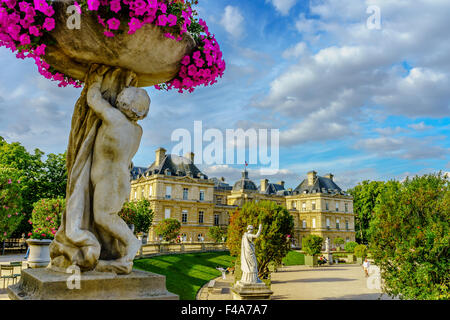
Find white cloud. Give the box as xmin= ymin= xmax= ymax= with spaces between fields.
xmin=267 ymin=0 xmax=298 ymax=15
xmin=408 ymin=122 xmax=432 ymax=131
xmin=220 ymin=5 xmax=244 ymax=38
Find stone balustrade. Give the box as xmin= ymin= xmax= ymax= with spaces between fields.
xmin=137 ymin=242 xmax=228 ymax=258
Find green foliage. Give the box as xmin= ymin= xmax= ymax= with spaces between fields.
xmin=30 ymin=198 xmax=65 ymax=240
xmin=344 ymin=241 xmax=358 ymax=253
xmin=0 ymin=167 xmax=26 ymax=240
xmin=302 ymin=234 xmax=323 ymax=256
xmin=134 ymin=251 xmax=234 ymax=300
xmin=0 ymin=137 xmax=67 ymax=236
xmin=348 ymin=180 xmax=391 ymax=243
xmin=118 ymin=200 xmax=154 ymax=234
xmin=334 ymin=237 xmax=345 ymax=245
xmin=369 ymin=173 xmax=449 ymax=300
xmin=282 ymin=250 xmax=305 ymax=266
xmin=226 ymin=201 xmax=294 ymax=279
xmin=354 ymin=244 xmax=367 ymax=258
xmin=207 ymin=226 xmax=227 ymax=243
xmin=155 ymin=218 xmax=181 ymax=242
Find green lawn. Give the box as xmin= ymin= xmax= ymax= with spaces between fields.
xmin=133 ymin=252 xmax=235 ymax=300
xmin=282 ymin=250 xmax=305 ymax=266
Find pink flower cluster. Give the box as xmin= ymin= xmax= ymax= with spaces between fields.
xmin=0 ymin=0 xmax=225 ymax=92
xmin=156 ymin=19 xmax=225 ymax=93
xmin=0 ymin=0 xmax=82 ymax=87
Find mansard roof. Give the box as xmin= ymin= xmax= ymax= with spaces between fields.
xmin=131 ymin=154 xmax=208 ymax=180
xmin=293 ymin=175 xmax=347 ymax=195
xmin=210 ymin=177 xmax=233 ymax=191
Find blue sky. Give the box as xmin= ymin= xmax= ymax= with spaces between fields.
xmin=0 ymin=0 xmax=449 ymax=190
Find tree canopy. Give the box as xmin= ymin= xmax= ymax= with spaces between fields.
xmin=369 ymin=173 xmax=449 ymax=300
xmin=226 ymin=201 xmax=294 ymax=279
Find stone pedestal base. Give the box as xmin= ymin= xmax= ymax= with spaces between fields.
xmin=231 ymin=281 xmax=273 ymax=300
xmin=7 ymin=268 xmax=178 ymax=300
xmin=327 ymin=253 xmax=333 ymax=265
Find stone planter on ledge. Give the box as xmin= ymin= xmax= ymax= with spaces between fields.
xmin=26 ymin=239 xmax=52 ymax=268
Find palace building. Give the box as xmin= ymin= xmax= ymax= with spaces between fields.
xmin=129 ymin=148 xmax=355 ymax=248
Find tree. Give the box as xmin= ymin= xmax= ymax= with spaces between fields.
xmin=334 ymin=237 xmax=344 ymax=247
xmin=0 ymin=137 xmax=68 ymax=236
xmin=344 ymin=241 xmax=358 ymax=253
xmin=348 ymin=180 xmax=391 ymax=243
xmin=302 ymin=235 xmax=323 ymax=256
xmin=369 ymin=173 xmax=449 ymax=300
xmin=133 ymin=200 xmax=154 ymax=234
xmin=30 ymin=198 xmax=65 ymax=239
xmin=154 ymin=218 xmax=181 ymax=242
xmin=226 ymin=201 xmax=294 ymax=279
xmin=208 ymin=226 xmax=227 ymax=243
xmin=0 ymin=167 xmax=26 ymax=241
xmin=354 ymin=244 xmax=367 ymax=258
xmin=118 ymin=200 xmax=154 ymax=234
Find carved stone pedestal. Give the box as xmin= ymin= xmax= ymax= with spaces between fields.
xmin=231 ymin=281 xmax=273 ymax=300
xmin=7 ymin=268 xmax=178 ymax=300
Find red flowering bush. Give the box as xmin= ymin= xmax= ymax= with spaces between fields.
xmin=30 ymin=197 xmax=65 ymax=239
xmin=0 ymin=167 xmax=25 ymax=240
xmin=0 ymin=0 xmax=225 ymax=91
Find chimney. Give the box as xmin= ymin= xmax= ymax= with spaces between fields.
xmin=324 ymin=173 xmax=334 ymax=181
xmin=307 ymin=171 xmax=317 ymax=186
xmin=155 ymin=147 xmax=166 ymax=167
xmin=184 ymin=152 xmax=195 ymax=163
xmin=260 ymin=179 xmax=268 ymax=192
xmin=277 ymin=181 xmax=285 ymax=187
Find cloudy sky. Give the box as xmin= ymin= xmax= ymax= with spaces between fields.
xmin=1 ymin=0 xmax=449 ymax=190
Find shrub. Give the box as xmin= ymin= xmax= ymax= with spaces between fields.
xmin=334 ymin=237 xmax=345 ymax=246
xmin=30 ymin=198 xmax=65 ymax=240
xmin=354 ymin=244 xmax=368 ymax=258
xmin=226 ymin=201 xmax=294 ymax=279
xmin=369 ymin=173 xmax=450 ymax=300
xmin=302 ymin=235 xmax=323 ymax=256
xmin=344 ymin=241 xmax=358 ymax=253
xmin=0 ymin=167 xmax=25 ymax=240
xmin=208 ymin=226 xmax=227 ymax=243
xmin=118 ymin=200 xmax=154 ymax=234
xmin=155 ymin=218 xmax=181 ymax=242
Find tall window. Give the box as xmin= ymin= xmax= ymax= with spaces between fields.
xmin=149 ymin=185 xmax=153 ymax=198
xmin=326 ymin=201 xmax=329 ymax=211
xmin=335 ymin=202 xmax=339 ymax=212
xmin=165 ymin=186 xmax=172 ymax=199
xmin=302 ymin=220 xmax=307 ymax=228
xmin=326 ymin=218 xmax=330 ymax=229
xmin=345 ymin=203 xmax=348 ymax=212
xmin=292 ymin=201 xmax=296 ymax=209
xmin=182 ymin=210 xmax=188 ymax=223
xmin=216 ymin=196 xmax=222 ymax=204
xmin=164 ymin=208 xmax=171 ymax=219
xmin=345 ymin=220 xmax=349 ymax=230
xmin=141 ymin=189 xmax=144 ymax=199
xmin=183 ymin=188 xmax=189 ymax=200
xmin=198 ymin=211 xmax=204 ymax=224
xmin=311 ymin=201 xmax=316 ymax=210
xmin=302 ymin=202 xmax=306 ymax=211
xmin=312 ymin=218 xmax=316 ymax=229
xmin=199 ymin=190 xmax=205 ymax=201
xmin=214 ymin=214 xmax=220 ymax=226
xmin=134 ymin=190 xmax=137 ymax=200
xmin=336 ymin=218 xmax=340 ymax=230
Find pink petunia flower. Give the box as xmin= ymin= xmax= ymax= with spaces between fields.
xmin=107 ymin=17 xmax=120 ymax=30
xmin=43 ymin=17 xmax=55 ymax=31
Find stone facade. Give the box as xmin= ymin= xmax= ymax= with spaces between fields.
xmin=130 ymin=149 xmax=355 ymax=246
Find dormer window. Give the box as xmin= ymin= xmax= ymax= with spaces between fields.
xmin=165 ymin=169 xmax=171 ymax=176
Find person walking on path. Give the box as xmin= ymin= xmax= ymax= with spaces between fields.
xmin=363 ymin=258 xmax=370 ymax=277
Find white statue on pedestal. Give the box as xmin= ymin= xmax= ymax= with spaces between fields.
xmin=325 ymin=237 xmax=330 ymax=252
xmin=240 ymin=224 xmax=263 ymax=284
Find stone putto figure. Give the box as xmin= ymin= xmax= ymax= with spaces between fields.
xmin=240 ymin=224 xmax=263 ymax=284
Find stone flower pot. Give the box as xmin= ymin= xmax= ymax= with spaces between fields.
xmin=26 ymin=239 xmax=52 ymax=268
xmin=305 ymin=255 xmax=318 ymax=267
xmin=44 ymin=1 xmax=196 ymax=87
xmin=347 ymin=254 xmax=356 ymax=263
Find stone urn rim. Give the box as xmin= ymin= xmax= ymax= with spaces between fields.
xmin=26 ymin=239 xmax=53 ymax=245
xmin=44 ymin=1 xmax=196 ymax=87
